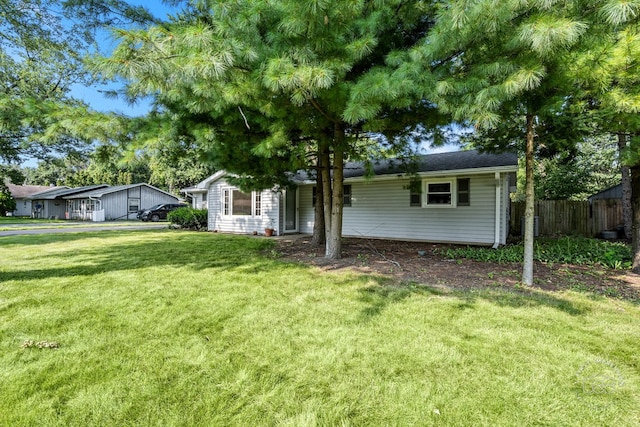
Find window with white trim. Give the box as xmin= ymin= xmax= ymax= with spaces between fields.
xmin=254 ymin=192 xmax=261 ymax=216
xmin=423 ymin=179 xmax=455 ymax=207
xmin=128 ymin=198 xmax=140 ymax=212
xmin=222 ymin=188 xmax=262 ymax=216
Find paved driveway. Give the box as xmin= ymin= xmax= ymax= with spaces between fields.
xmin=0 ymin=221 xmax=167 ymax=236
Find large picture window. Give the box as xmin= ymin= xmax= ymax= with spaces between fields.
xmin=222 ymin=188 xmax=262 ymax=216
xmin=232 ymin=190 xmax=252 ymax=215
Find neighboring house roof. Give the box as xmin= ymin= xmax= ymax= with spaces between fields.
xmin=6 ymin=183 xmax=65 ymax=199
xmin=63 ymin=183 xmax=178 ymax=200
xmin=588 ymin=184 xmax=622 ymax=201
xmin=28 ymin=184 xmax=110 ymax=200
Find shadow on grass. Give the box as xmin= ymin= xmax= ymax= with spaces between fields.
xmin=2 ymin=230 xmax=594 ymax=319
xmin=0 ymin=230 xmax=276 ymax=283
xmin=356 ymin=281 xmax=589 ymax=321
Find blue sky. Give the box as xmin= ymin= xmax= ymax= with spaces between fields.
xmin=70 ymin=2 xmax=177 ymax=116
xmin=70 ymin=1 xmax=459 ymax=154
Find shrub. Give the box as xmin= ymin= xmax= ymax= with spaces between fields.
xmin=437 ymin=236 xmax=632 ymax=269
xmin=167 ymin=207 xmax=208 ymax=231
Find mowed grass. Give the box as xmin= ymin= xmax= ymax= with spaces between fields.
xmin=0 ymin=231 xmax=638 ymax=426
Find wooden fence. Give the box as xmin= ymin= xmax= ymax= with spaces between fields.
xmin=510 ymin=199 xmax=623 ymax=237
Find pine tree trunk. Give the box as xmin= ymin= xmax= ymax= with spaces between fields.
xmin=324 ymin=125 xmax=345 ymax=259
xmin=522 ymin=114 xmax=535 ymax=286
xmin=321 ymin=143 xmax=333 ymax=252
xmin=617 ymin=133 xmax=632 ymax=240
xmin=311 ymin=153 xmax=326 ymax=247
xmin=631 ymin=164 xmax=640 ymax=273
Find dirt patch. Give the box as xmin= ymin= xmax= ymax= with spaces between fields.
xmin=274 ymin=236 xmax=640 ymax=302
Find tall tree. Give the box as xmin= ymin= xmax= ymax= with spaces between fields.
xmin=96 ymin=0 xmax=448 ymax=259
xmin=0 ymin=0 xmax=154 ymax=182
xmin=348 ymin=0 xmax=633 ymax=284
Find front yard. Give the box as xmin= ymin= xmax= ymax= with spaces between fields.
xmin=0 ymin=230 xmax=638 ymax=426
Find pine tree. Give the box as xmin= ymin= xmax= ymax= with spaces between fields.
xmin=96 ymin=0 xmax=448 ymax=259
xmin=347 ymin=0 xmax=636 ymax=284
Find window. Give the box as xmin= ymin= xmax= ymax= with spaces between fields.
xmin=343 ymin=184 xmax=352 ymax=207
xmin=128 ymin=198 xmax=140 ymax=212
xmin=223 ymin=189 xmax=230 ymax=215
xmin=424 ymin=180 xmax=455 ymax=207
xmin=222 ymin=188 xmax=262 ymax=216
xmin=409 ymin=180 xmax=421 ymax=206
xmin=202 ymin=192 xmax=207 ymax=202
xmin=254 ymin=192 xmax=261 ymax=216
xmin=457 ymin=178 xmax=470 ymax=206
xmin=312 ymin=185 xmax=349 ymax=207
xmin=232 ymin=190 xmax=252 ymax=215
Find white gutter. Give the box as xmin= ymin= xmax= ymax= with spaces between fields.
xmin=492 ymin=172 xmax=501 ymax=249
xmin=297 ymin=165 xmax=518 ymax=185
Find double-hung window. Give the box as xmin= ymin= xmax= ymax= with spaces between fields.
xmin=424 ymin=180 xmax=455 ymax=207
xmin=128 ymin=198 xmax=140 ymax=213
xmin=419 ymin=178 xmax=471 ymax=208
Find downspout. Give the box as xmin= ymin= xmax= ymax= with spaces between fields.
xmin=493 ymin=172 xmax=502 ymax=249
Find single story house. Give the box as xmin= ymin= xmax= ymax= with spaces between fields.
xmin=28 ymin=185 xmax=109 ymax=219
xmin=183 ymin=150 xmax=518 ymax=246
xmin=5 ymin=183 xmax=66 ymax=217
xmin=63 ymin=183 xmax=180 ymax=221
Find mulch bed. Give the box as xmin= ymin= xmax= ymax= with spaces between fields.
xmin=274 ymin=236 xmax=640 ymax=302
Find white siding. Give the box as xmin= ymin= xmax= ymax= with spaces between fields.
xmin=208 ymin=178 xmax=280 ymax=235
xmin=299 ymin=173 xmax=504 ymax=245
xmin=191 ymin=193 xmax=207 ymax=209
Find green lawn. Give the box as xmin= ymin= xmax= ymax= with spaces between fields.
xmin=0 ymin=231 xmax=638 ymax=426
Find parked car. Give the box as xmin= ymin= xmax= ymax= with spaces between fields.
xmin=138 ymin=203 xmax=188 ymax=222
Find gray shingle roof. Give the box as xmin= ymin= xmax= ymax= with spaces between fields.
xmin=347 ymin=149 xmax=517 ymax=178
xmin=29 ymin=184 xmax=109 ymax=200
xmin=6 ymin=184 xmax=63 ymax=199
xmin=63 ymin=183 xmax=178 ymax=199
xmin=295 ymin=149 xmax=518 ymax=181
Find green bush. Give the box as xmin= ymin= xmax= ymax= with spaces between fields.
xmin=437 ymin=236 xmax=632 ymax=269
xmin=0 ymin=185 xmax=16 ymax=216
xmin=167 ymin=207 xmax=208 ymax=231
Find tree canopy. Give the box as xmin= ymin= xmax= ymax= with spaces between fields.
xmin=96 ymin=0 xmax=452 ymax=258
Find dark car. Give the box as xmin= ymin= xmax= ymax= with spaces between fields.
xmin=138 ymin=203 xmax=188 ymax=222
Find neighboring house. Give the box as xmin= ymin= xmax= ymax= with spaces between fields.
xmin=28 ymin=185 xmax=110 ymax=219
xmin=63 ymin=183 xmax=180 ymax=221
xmin=181 ymin=181 xmax=209 ymax=210
xmin=5 ymin=183 xmax=65 ymax=217
xmin=588 ymin=184 xmax=622 ymax=202
xmin=183 ymin=150 xmax=519 ymax=246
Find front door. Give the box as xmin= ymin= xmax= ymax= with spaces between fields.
xmin=284 ymin=189 xmax=298 ymax=232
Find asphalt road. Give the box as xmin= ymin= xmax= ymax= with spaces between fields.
xmin=0 ymin=222 xmax=167 ymax=237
